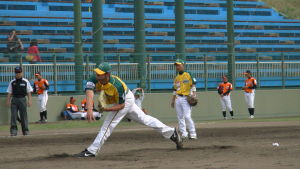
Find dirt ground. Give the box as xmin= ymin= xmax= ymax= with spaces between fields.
xmin=0 ymin=121 xmax=299 ymax=169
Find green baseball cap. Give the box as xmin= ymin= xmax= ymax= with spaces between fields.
xmin=94 ymin=62 xmax=111 ymax=75
xmin=174 ymin=59 xmax=185 ymax=65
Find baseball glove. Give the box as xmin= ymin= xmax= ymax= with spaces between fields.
xmin=97 ymin=90 xmax=107 ymax=112
xmin=187 ymin=96 xmax=198 ymax=106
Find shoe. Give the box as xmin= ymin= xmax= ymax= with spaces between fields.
xmin=189 ymin=133 xmax=198 ymax=140
xmin=250 ymin=115 xmax=254 ymax=119
xmin=23 ymin=131 xmax=29 ymax=136
xmin=224 ymin=117 xmax=227 ymax=120
xmin=35 ymin=120 xmax=43 ymax=124
xmin=74 ymin=149 xmax=95 ymax=158
xmin=231 ymin=116 xmax=234 ymax=119
xmin=43 ymin=119 xmax=47 ymax=123
xmin=170 ymin=128 xmax=183 ymax=150
xmin=11 ymin=133 xmax=17 ymax=137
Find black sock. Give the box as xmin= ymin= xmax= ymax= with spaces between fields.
xmin=40 ymin=112 xmax=43 ymax=121
xmin=230 ymin=111 xmax=234 ymax=117
xmin=248 ymin=108 xmax=252 ymax=116
xmin=250 ymin=108 xmax=255 ymax=116
xmin=222 ymin=111 xmax=226 ymax=118
xmin=43 ymin=110 xmax=47 ymax=120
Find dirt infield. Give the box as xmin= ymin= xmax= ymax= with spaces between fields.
xmin=0 ymin=121 xmax=299 ymax=169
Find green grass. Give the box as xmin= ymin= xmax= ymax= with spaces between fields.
xmin=262 ymin=0 xmax=300 ymax=19
xmin=0 ymin=116 xmax=299 ymax=132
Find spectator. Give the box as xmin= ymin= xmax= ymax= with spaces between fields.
xmin=26 ymin=39 xmax=41 ymax=63
xmin=6 ymin=29 xmax=24 ymax=62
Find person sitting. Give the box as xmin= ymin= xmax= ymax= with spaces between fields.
xmin=62 ymin=97 xmax=80 ymax=120
xmin=80 ymin=98 xmax=102 ymax=120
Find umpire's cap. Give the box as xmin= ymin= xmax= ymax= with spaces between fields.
xmin=14 ymin=66 xmax=22 ymax=73
xmin=94 ymin=62 xmax=111 ymax=75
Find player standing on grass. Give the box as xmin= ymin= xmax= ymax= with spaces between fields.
xmin=171 ymin=59 xmax=197 ymax=140
xmin=242 ymin=70 xmax=257 ymax=119
xmin=217 ymin=75 xmax=234 ymax=119
xmin=74 ymin=63 xmax=183 ymax=158
xmin=33 ymin=72 xmax=49 ymax=123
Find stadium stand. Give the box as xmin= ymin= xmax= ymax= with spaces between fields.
xmin=0 ymin=0 xmax=299 ymax=62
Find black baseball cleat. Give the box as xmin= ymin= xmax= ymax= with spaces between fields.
xmin=74 ymin=149 xmax=95 ymax=158
xmin=170 ymin=128 xmax=183 ymax=150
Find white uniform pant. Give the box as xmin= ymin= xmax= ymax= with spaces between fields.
xmin=219 ymin=95 xmax=233 ymax=112
xmin=38 ymin=92 xmax=48 ymax=112
xmin=69 ymin=111 xmax=101 ymax=119
xmin=175 ymin=96 xmax=197 ymax=138
xmin=244 ymin=92 xmax=255 ymax=108
xmin=87 ymin=90 xmax=175 ymax=155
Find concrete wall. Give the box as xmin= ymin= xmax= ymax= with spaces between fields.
xmin=0 ymin=89 xmax=300 ymax=125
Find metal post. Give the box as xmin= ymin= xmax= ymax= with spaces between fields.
xmin=134 ymin=0 xmax=146 ymax=89
xmin=147 ymin=55 xmax=151 ymax=92
xmin=227 ymin=0 xmax=235 ymax=87
xmin=117 ymin=54 xmax=120 ymax=77
xmin=92 ymin=0 xmax=104 ymax=65
xmin=73 ymin=0 xmax=84 ymax=92
xmin=256 ymin=54 xmax=260 ymax=88
xmin=281 ymin=53 xmax=286 ymax=88
xmin=204 ymin=54 xmax=208 ymax=91
xmin=175 ymin=0 xmax=185 ymax=60
xmin=85 ymin=54 xmax=89 ymax=80
xmin=53 ymin=54 xmax=57 ymax=94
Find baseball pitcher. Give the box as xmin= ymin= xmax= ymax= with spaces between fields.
xmin=74 ymin=63 xmax=183 ymax=158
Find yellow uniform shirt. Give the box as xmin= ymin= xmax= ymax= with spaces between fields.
xmin=173 ymin=71 xmax=196 ymax=96
xmin=85 ymin=75 xmax=128 ymax=104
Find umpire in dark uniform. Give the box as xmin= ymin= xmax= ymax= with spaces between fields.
xmin=6 ymin=67 xmax=33 ymax=136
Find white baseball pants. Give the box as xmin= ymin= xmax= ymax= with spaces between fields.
xmin=38 ymin=92 xmax=48 ymax=112
xmin=219 ymin=95 xmax=233 ymax=112
xmin=87 ymin=90 xmax=175 ymax=155
xmin=175 ymin=96 xmax=197 ymax=138
xmin=244 ymin=92 xmax=255 ymax=108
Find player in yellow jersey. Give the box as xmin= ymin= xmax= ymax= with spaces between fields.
xmin=74 ymin=63 xmax=183 ymax=158
xmin=171 ymin=59 xmax=197 ymax=140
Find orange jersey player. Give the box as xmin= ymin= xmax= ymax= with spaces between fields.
xmin=242 ymin=70 xmax=257 ymax=118
xmin=33 ymin=72 xmax=49 ymax=123
xmin=217 ymin=75 xmax=234 ymax=119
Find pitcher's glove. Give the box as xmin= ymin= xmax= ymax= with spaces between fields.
xmin=187 ymin=96 xmax=198 ymax=106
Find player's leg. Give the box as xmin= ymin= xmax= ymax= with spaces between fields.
xmin=175 ymin=97 xmax=188 ymax=138
xmin=10 ymin=98 xmax=19 ymax=136
xmin=86 ymin=109 xmax=128 ymax=155
xmin=126 ymin=103 xmax=182 ymax=149
xmin=18 ymin=97 xmax=29 ymax=135
xmin=220 ymin=97 xmax=227 ymax=119
xmin=182 ymin=98 xmax=197 ymax=139
xmin=126 ymin=103 xmax=174 ymax=139
xmin=42 ymin=92 xmax=48 ymax=122
xmin=249 ymin=92 xmax=255 ymax=117
xmin=225 ymin=96 xmax=234 ymax=119
xmin=244 ymin=93 xmax=251 ymax=116
xmin=38 ymin=94 xmax=44 ymax=122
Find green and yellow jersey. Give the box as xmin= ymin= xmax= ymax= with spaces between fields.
xmin=85 ymin=75 xmax=128 ymax=104
xmin=173 ymin=71 xmax=196 ymax=96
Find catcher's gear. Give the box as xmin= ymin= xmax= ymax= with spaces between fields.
xmin=97 ymin=90 xmax=107 ymax=112
xmin=187 ymin=96 xmax=198 ymax=106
